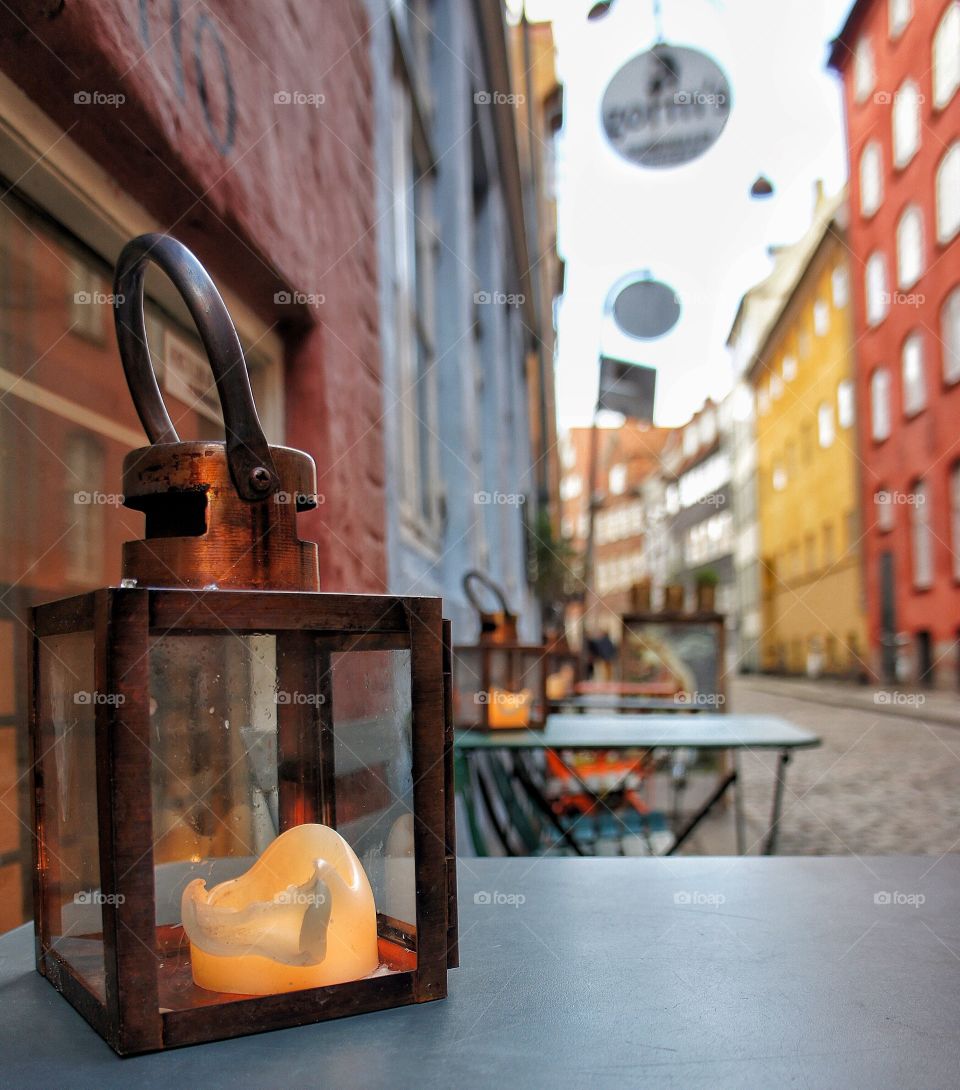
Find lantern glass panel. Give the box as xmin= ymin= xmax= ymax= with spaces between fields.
xmin=37 ymin=631 xmax=105 ymax=1000
xmin=453 ymin=646 xmax=548 ymax=728
xmin=146 ymin=631 xmax=417 ymax=1011
xmin=330 ymin=650 xmax=417 ymax=931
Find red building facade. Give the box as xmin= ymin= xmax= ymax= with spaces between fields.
xmin=0 ymin=0 xmax=386 ymax=930
xmin=831 ymin=0 xmax=960 ymax=686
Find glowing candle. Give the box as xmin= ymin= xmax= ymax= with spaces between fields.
xmin=486 ymin=686 xmax=532 ymax=728
xmin=181 ymin=823 xmax=379 ymax=995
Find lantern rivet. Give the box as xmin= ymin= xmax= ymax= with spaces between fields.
xmin=248 ymin=466 xmax=272 ymax=492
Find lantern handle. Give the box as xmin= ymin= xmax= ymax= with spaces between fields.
xmin=462 ymin=569 xmax=513 ymax=617
xmin=112 ymin=233 xmax=280 ymax=502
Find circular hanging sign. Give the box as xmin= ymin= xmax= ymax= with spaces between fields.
xmin=601 ymin=44 xmax=732 ymax=168
xmin=610 ymin=276 xmax=681 ymax=339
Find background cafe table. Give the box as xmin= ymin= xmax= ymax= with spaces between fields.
xmin=1 ymin=857 xmax=957 ymax=1088
xmin=550 ymin=693 xmax=708 ymax=713
xmin=456 ymin=714 xmax=821 ymax=855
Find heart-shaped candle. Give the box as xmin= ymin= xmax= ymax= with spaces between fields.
xmin=181 ymin=823 xmax=379 ymax=994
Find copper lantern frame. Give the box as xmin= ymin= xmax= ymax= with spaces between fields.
xmin=27 ymin=235 xmax=457 ymax=1055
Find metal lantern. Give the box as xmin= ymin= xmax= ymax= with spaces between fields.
xmin=27 ymin=235 xmax=457 ymax=1055
xmin=452 ymin=572 xmax=577 ymax=730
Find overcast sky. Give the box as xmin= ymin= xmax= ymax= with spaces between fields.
xmin=514 ymin=0 xmax=855 ymax=428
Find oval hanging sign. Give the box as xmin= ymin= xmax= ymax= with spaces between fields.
xmin=601 ymin=44 xmax=731 ymax=168
xmin=611 ymin=277 xmax=681 ymax=339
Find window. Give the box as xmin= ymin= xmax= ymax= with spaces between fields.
xmin=782 ymin=354 xmax=797 ymax=381
xmin=772 ymin=460 xmax=787 ymax=492
xmin=896 ymin=205 xmax=924 ymax=288
xmin=943 ymin=286 xmax=960 ymax=384
xmin=813 ymin=300 xmax=829 ymax=335
xmin=854 ymin=37 xmax=875 ymax=103
xmin=64 ymin=433 xmax=105 ymax=583
xmin=951 ymin=463 xmax=960 ymax=579
xmin=892 ymin=79 xmax=921 ymax=167
xmin=889 ymin=0 xmax=912 ymax=37
xmin=837 ymin=379 xmax=855 ymax=428
xmin=832 ymin=264 xmax=849 ymax=307
xmin=865 ymin=252 xmax=889 ymax=325
xmin=798 ymin=328 xmax=811 ymax=357
xmin=68 ymin=256 xmax=107 ymax=342
xmin=823 ymin=522 xmax=835 ymax=564
xmin=901 ymin=331 xmax=926 ymax=415
xmin=770 ymin=372 xmax=784 ymax=400
xmin=859 ymin=141 xmax=883 ymax=217
xmin=936 ymin=143 xmax=960 ymax=243
xmin=391 ymin=60 xmax=439 ymax=533
xmin=757 ymin=386 xmax=770 ymax=416
xmin=871 ymin=368 xmax=891 ymax=440
xmin=609 ymin=463 xmax=627 ymax=495
xmin=560 ymin=474 xmax=582 ymax=500
xmin=818 ymin=401 xmax=835 ymax=448
xmin=876 ymin=487 xmax=895 ymax=531
xmin=911 ymin=479 xmax=933 ymax=588
xmin=933 ymin=1 xmax=960 ymax=108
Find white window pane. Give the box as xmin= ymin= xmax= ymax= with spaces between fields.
xmin=832 ymin=265 xmax=849 ymax=307
xmin=865 ymin=252 xmax=889 ymax=325
xmin=942 ymin=287 xmax=960 ymax=384
xmin=889 ymin=0 xmax=912 ymax=38
xmin=934 ymin=2 xmax=960 ymax=109
xmin=896 ymin=205 xmax=924 ymax=288
xmin=892 ymin=80 xmax=921 ymax=167
xmin=871 ymin=368 xmax=891 ymax=440
xmin=818 ymin=402 xmax=835 ymax=448
xmin=813 ymin=300 xmax=829 ymax=335
xmin=782 ymin=354 xmax=797 ymax=382
xmin=901 ymin=332 xmax=926 ymax=415
xmin=936 ymin=143 xmax=960 ymax=243
xmin=837 ymin=379 xmax=855 ymax=428
xmin=860 ymin=142 xmax=883 ymax=217
xmin=854 ymin=37 xmax=876 ymax=103
xmin=911 ymin=480 xmax=933 ymax=587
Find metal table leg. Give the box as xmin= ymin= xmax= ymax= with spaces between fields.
xmin=763 ymin=749 xmax=790 ymax=856
xmin=733 ymin=751 xmax=746 ymax=855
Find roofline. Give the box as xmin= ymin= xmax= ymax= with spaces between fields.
xmin=745 ymin=216 xmax=845 ymax=383
xmin=828 ymin=0 xmax=868 ymax=72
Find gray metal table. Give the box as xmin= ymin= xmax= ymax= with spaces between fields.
xmin=1 ymin=857 xmax=957 ymax=1088
xmin=457 ymin=714 xmax=820 ymax=855
xmin=551 ymin=694 xmax=705 ymax=713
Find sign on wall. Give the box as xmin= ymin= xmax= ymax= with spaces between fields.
xmin=601 ymin=44 xmax=731 ymax=168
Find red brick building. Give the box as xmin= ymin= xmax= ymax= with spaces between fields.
xmin=830 ymin=0 xmax=960 ymax=686
xmin=0 ymin=0 xmax=388 ymax=931
xmin=560 ymin=423 xmax=671 ymax=636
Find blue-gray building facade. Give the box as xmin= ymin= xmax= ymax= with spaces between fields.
xmin=365 ymin=0 xmax=543 ymax=640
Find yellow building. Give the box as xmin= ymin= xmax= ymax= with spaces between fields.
xmin=749 ymin=187 xmax=868 ymax=677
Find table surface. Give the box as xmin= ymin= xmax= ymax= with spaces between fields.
xmin=456 ymin=713 xmax=820 ymax=751
xmin=1 ymin=857 xmax=956 ymax=1088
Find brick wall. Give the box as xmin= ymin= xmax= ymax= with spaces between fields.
xmin=0 ymin=0 xmax=387 ymax=590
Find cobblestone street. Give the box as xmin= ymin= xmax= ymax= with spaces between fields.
xmin=682 ymin=677 xmax=960 ymax=857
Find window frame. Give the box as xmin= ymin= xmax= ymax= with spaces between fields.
xmin=895 ymin=204 xmax=925 ymax=289
xmin=859 ymin=140 xmax=883 ymax=218
xmin=936 ymin=142 xmax=960 ymax=244
xmin=901 ymin=330 xmax=926 ymax=416
xmin=933 ymin=1 xmax=960 ymax=110
xmin=871 ymin=366 xmax=892 ymax=442
xmin=892 ymin=78 xmax=921 ymax=168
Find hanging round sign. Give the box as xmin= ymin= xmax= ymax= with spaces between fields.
xmin=601 ymin=44 xmax=731 ymax=168
xmin=610 ymin=276 xmax=681 ymax=339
